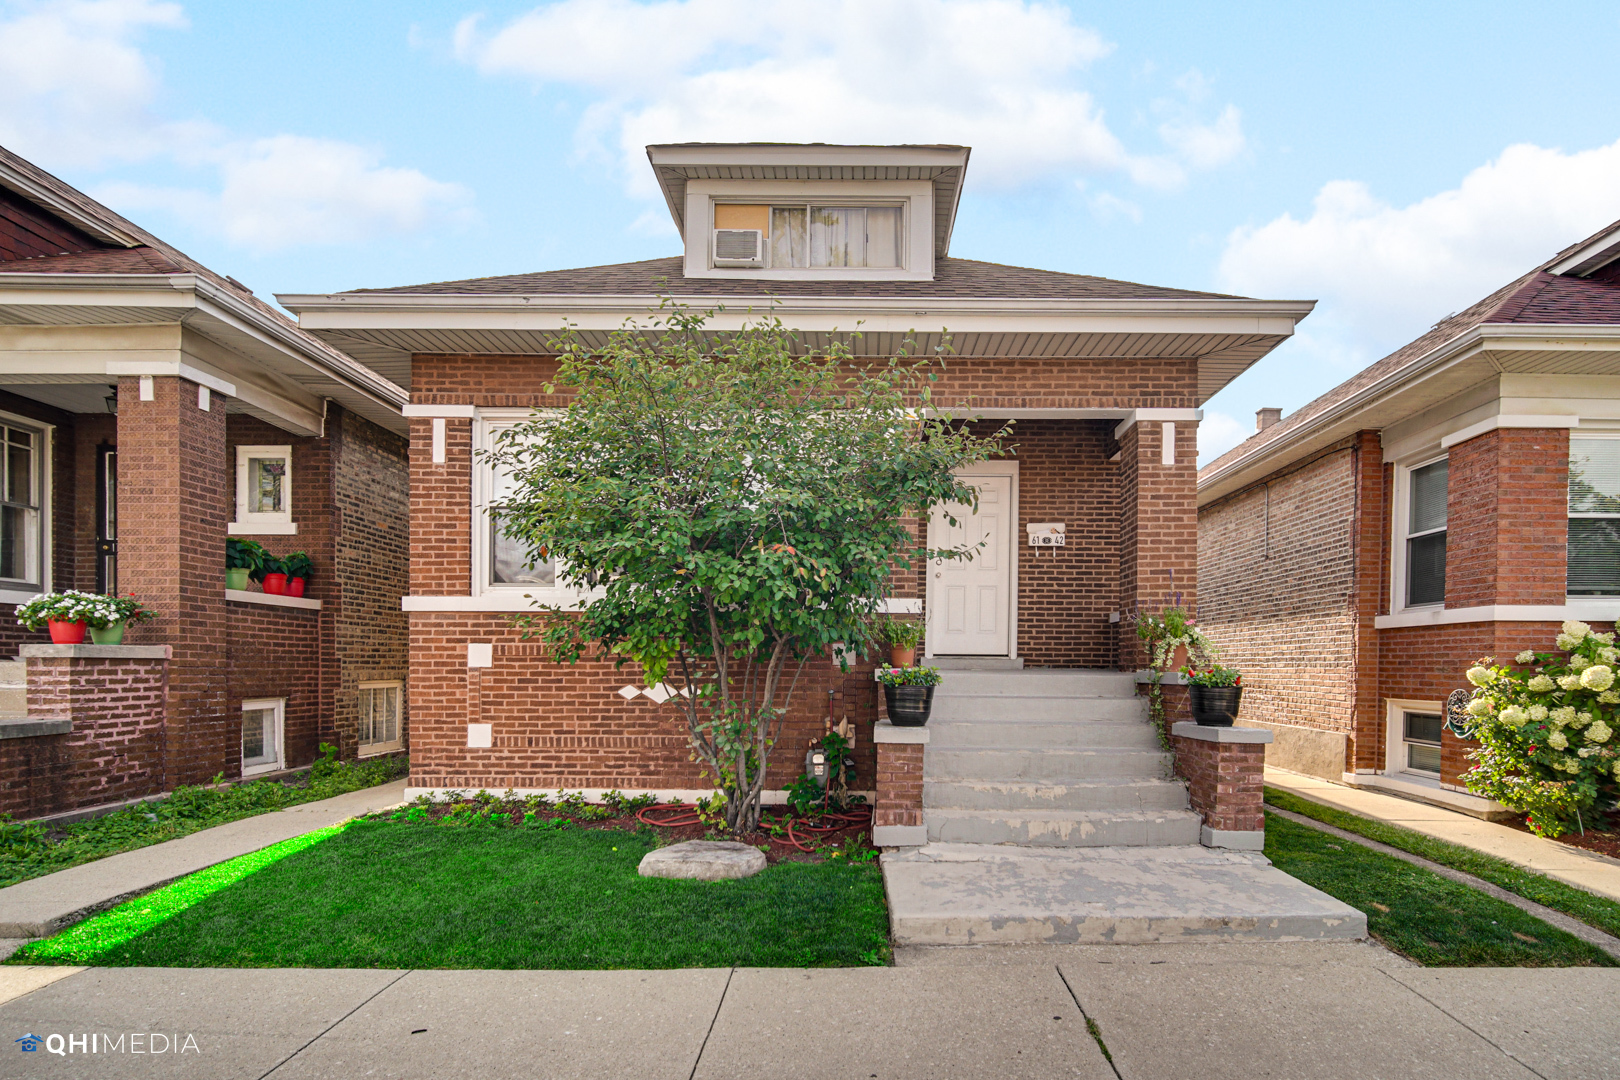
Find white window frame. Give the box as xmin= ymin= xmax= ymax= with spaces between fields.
xmin=712 ymin=199 xmax=910 ymax=273
xmin=241 ymin=697 xmax=285 ymax=777
xmin=1383 ymin=698 xmax=1444 ymax=784
xmin=472 ymin=410 xmax=586 ymax=604
xmin=230 ymin=445 xmax=297 ymax=535
xmin=1391 ymin=453 xmax=1448 ymax=612
xmin=1568 ymin=433 xmax=1620 ymax=598
xmin=0 ymin=409 xmax=51 ymax=604
xmin=357 ymin=681 xmax=404 ymax=757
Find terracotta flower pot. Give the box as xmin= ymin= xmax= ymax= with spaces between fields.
xmin=1166 ymin=644 xmax=1190 ymax=673
xmin=47 ymin=619 xmax=86 ymax=644
xmin=262 ymin=573 xmax=288 ymax=595
xmin=287 ymin=577 xmax=306 ymax=598
xmin=889 ymin=645 xmax=916 ymax=668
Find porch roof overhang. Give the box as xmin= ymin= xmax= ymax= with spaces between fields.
xmin=0 ymin=272 xmax=409 ymax=436
xmin=1196 ymin=323 xmax=1620 ymax=505
xmin=274 ymin=291 xmax=1316 ymax=405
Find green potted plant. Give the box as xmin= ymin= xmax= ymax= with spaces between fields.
xmin=15 ymin=591 xmax=104 ymax=644
xmin=876 ymin=616 xmax=924 ymax=667
xmin=281 ymin=551 xmax=314 ymax=598
xmin=1181 ymin=664 xmax=1243 ymax=726
xmin=877 ymin=664 xmax=942 ymax=726
xmin=84 ymin=594 xmax=157 ymax=645
xmin=260 ymin=554 xmax=289 ymax=595
xmin=226 ymin=538 xmax=267 ymax=591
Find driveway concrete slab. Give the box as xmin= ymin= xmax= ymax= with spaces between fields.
xmin=1384 ymin=968 xmax=1620 ymax=1080
xmin=694 ymin=966 xmax=1114 ymax=1080
xmin=271 ymin=968 xmax=729 ymax=1080
xmin=1060 ymin=959 xmax=1539 ymax=1080
xmin=0 ymin=966 xmax=403 ymax=1079
xmin=1267 ymin=768 xmax=1620 ymax=901
xmin=883 ymin=841 xmax=1366 ymax=945
xmin=0 ymin=779 xmax=406 ymax=937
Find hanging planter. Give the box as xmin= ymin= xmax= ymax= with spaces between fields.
xmin=877 ymin=665 xmax=942 ymax=726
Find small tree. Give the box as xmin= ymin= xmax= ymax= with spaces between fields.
xmin=487 ymin=301 xmax=1006 ymax=832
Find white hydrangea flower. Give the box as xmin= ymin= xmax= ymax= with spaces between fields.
xmin=1558 ymin=673 xmax=1583 ymax=692
xmin=1602 ymin=647 xmax=1619 ymax=664
xmin=1582 ymin=665 xmax=1616 ymax=691
xmin=1552 ymin=707 xmax=1577 ymax=727
xmin=1555 ymin=634 xmax=1579 ymax=651
xmin=1562 ymin=619 xmax=1592 ymax=639
xmin=1548 ymin=730 xmax=1569 ymax=750
xmin=1603 ymin=690 xmax=1620 ymax=704
xmin=1528 ymin=675 xmax=1556 ymax=692
xmin=1528 ymin=704 xmax=1549 ymax=721
xmin=1572 ymin=711 xmax=1595 ymax=729
xmin=1499 ymin=705 xmax=1528 ymax=727
xmin=1466 ymin=698 xmax=1493 ymax=717
xmin=1614 ymin=761 xmax=1620 ymax=780
xmin=1571 ymin=654 xmax=1592 ymax=672
xmin=1579 ymin=747 xmax=1597 ymax=758
xmin=1587 ymin=720 xmax=1613 ymax=743
xmin=1515 ymin=649 xmax=1536 ymax=665
xmin=1466 ymin=666 xmax=1494 ymax=687
xmin=1597 ymin=632 xmax=1617 ymax=646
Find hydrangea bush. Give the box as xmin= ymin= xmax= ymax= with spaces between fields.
xmin=1461 ymin=620 xmax=1620 ymax=837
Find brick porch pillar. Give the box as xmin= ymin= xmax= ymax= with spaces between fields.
xmin=873 ymin=720 xmax=928 ymax=847
xmin=1117 ymin=416 xmax=1199 ymax=667
xmin=117 ymin=375 xmax=229 ymax=786
xmin=1170 ymin=722 xmax=1273 ymax=849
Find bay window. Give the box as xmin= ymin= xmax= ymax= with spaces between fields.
xmin=1569 ymin=436 xmax=1620 ymax=596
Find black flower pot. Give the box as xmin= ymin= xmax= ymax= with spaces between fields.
xmin=1189 ymin=685 xmax=1242 ymax=727
xmin=884 ymin=684 xmax=936 ymax=727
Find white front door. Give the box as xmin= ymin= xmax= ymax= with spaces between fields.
xmin=926 ymin=471 xmax=1014 ymax=656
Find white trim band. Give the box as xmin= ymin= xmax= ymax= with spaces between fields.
xmin=403 ymin=404 xmax=478 ymax=419
xmin=1114 ymin=408 xmax=1202 ymax=439
xmin=1438 ymin=413 xmax=1580 ymax=449
xmin=1375 ymin=602 xmax=1620 ymax=629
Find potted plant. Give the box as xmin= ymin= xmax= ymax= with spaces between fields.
xmin=1182 ymin=664 xmax=1243 ymax=726
xmin=15 ymin=591 xmax=104 ymax=644
xmin=877 ymin=664 xmax=942 ymax=726
xmin=281 ymin=551 xmax=314 ymax=598
xmin=85 ymin=594 xmax=157 ymax=645
xmin=877 ymin=616 xmax=924 ymax=667
xmin=226 ymin=538 xmax=267 ymax=591
xmin=260 ymin=554 xmax=288 ymax=595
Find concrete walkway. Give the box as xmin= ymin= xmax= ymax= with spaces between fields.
xmin=0 ymin=780 xmax=407 ymax=939
xmin=1266 ymin=767 xmax=1620 ymax=902
xmin=0 ymin=945 xmax=1614 ymax=1078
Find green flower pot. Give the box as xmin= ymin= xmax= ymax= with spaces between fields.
xmin=90 ymin=621 xmax=125 ymax=645
xmin=226 ymin=568 xmax=250 ymax=591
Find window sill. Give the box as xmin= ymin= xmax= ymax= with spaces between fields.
xmin=1375 ymin=601 xmax=1620 ymax=629
xmin=226 ymin=589 xmax=322 ymax=611
xmin=228 ymin=521 xmax=298 ymax=536
xmin=358 ymin=741 xmax=404 ymax=758
xmin=0 ymin=588 xmax=42 ymax=606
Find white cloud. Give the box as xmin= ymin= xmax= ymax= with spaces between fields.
xmin=0 ymin=1 xmax=470 ymax=250
xmin=1160 ymin=104 xmax=1244 ymax=171
xmin=1086 ymin=190 xmax=1142 ymax=224
xmin=1196 ymin=410 xmax=1251 ymax=466
xmin=456 ymin=0 xmax=1244 ymax=197
xmin=1218 ymin=139 xmax=1620 ymax=349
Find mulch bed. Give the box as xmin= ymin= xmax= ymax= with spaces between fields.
xmin=1500 ymin=812 xmax=1620 ymax=861
xmin=365 ymin=797 xmax=874 ymax=866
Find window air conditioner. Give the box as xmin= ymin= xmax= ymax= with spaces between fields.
xmin=713 ymin=228 xmax=764 ymax=267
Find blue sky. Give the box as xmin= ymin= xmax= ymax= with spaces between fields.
xmin=4 ymin=0 xmax=1620 ymax=462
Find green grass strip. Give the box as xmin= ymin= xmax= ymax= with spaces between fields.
xmin=13 ymin=823 xmax=351 ymax=965
xmin=1265 ymin=786 xmax=1620 ymax=940
xmin=1264 ymin=811 xmax=1615 ymax=967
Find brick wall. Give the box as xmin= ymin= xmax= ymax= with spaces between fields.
xmin=874 ymin=741 xmax=924 ymax=829
xmin=226 ymin=600 xmax=322 ymax=775
xmin=0 ymin=652 xmax=168 ymax=817
xmin=1119 ymin=418 xmax=1200 ymax=666
xmin=1171 ymin=732 xmax=1265 ymax=833
xmin=1446 ymin=428 xmax=1569 ymax=607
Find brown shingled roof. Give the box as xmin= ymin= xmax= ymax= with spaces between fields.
xmin=0 ymin=246 xmax=186 ymax=274
xmin=346 ymin=255 xmax=1241 ymax=301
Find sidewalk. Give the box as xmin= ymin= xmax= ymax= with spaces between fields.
xmin=1 ymin=944 xmax=1614 ymax=1078
xmin=1265 ymin=767 xmax=1620 ymax=902
xmin=0 ymin=780 xmax=407 ymax=940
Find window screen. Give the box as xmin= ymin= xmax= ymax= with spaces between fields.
xmin=1569 ymin=438 xmax=1620 ymax=596
xmin=1403 ymin=711 xmax=1443 ymax=775
xmin=1406 ymin=459 xmax=1448 ymax=606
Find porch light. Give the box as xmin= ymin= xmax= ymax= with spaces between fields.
xmin=104 ymin=386 xmax=117 ymax=414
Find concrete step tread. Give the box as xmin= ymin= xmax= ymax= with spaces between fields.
xmin=925 ymin=806 xmax=1204 ymax=847
xmin=927 ymin=807 xmax=1201 ymax=822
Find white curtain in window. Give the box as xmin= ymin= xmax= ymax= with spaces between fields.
xmin=810 ymin=207 xmax=863 ymax=267
xmin=864 ymin=206 xmax=902 ymax=268
xmin=771 ymin=207 xmax=807 ymax=268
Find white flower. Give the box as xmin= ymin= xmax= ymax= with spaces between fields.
xmin=1571 ymin=654 xmax=1592 ymax=672
xmin=1597 ymin=632 xmax=1616 ymax=646
xmin=1528 ymin=675 xmax=1556 ymax=692
xmin=1515 ymin=650 xmax=1536 ymax=665
xmin=1552 ymin=707 xmax=1578 ymax=727
xmin=1528 ymin=705 xmax=1549 ymax=722
xmin=1498 ymin=706 xmax=1528 ymax=727
xmin=1614 ymin=761 xmax=1620 ymax=780
xmin=1466 ymin=666 xmax=1494 ymax=687
xmin=1571 ymin=711 xmax=1595 ymax=730
xmin=1562 ymin=619 xmax=1592 ymax=639
xmin=1558 ymin=673 xmax=1583 ymax=692
xmin=1555 ymin=634 xmax=1579 ymax=651
xmin=1586 ymin=720 xmax=1613 ymax=743
xmin=1466 ymin=698 xmax=1494 ymax=717
xmin=1580 ymin=747 xmax=1597 ymax=758
xmin=1581 ymin=665 xmax=1615 ymax=691
xmin=1548 ymin=731 xmax=1569 ymax=750
xmin=1601 ymin=647 xmax=1619 ymax=664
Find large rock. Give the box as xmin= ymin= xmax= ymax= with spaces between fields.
xmin=638 ymin=840 xmax=766 ymax=881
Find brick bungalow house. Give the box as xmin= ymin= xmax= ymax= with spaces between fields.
xmin=1198 ymin=217 xmax=1620 ymax=816
xmin=0 ymin=145 xmax=411 ymax=818
xmin=281 ymin=142 xmax=1314 ymax=811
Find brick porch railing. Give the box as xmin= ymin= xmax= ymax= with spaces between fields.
xmin=1170 ymin=721 xmax=1274 ymax=850
xmin=873 ymin=720 xmax=928 ymax=847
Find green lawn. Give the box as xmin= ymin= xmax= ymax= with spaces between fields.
xmin=12 ymin=821 xmax=891 ymax=970
xmin=1264 ymin=786 xmax=1620 ymax=940
xmin=1264 ymin=810 xmax=1616 ymax=967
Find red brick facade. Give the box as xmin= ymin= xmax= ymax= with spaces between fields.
xmin=1171 ymin=731 xmax=1266 ymax=834
xmin=874 ymin=741 xmax=925 ymax=829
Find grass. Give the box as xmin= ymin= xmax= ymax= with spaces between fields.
xmin=11 ymin=820 xmax=891 ymax=970
xmin=0 ymin=752 xmax=408 ymax=889
xmin=1265 ymin=786 xmax=1620 ymax=940
xmin=1264 ymin=810 xmax=1616 ymax=967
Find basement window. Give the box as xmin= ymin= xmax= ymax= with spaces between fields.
xmin=1568 ymin=436 xmax=1620 ymax=596
xmin=241 ymin=698 xmax=285 ymax=776
xmin=1401 ymin=711 xmax=1443 ymax=777
xmin=358 ymin=681 xmax=403 ymax=756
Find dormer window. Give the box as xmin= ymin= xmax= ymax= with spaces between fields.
xmin=713 ymin=203 xmax=905 ymax=271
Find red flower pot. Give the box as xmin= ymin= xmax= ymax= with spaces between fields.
xmin=287 ymin=577 xmax=306 ymax=598
xmin=47 ymin=619 xmax=86 ymax=644
xmin=262 ymin=573 xmax=288 ymax=595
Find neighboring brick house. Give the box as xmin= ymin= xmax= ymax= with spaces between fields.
xmin=1198 ymin=218 xmax=1620 ymax=815
xmin=0 ymin=145 xmax=410 ymax=818
xmin=281 ymin=142 xmax=1313 ymax=800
